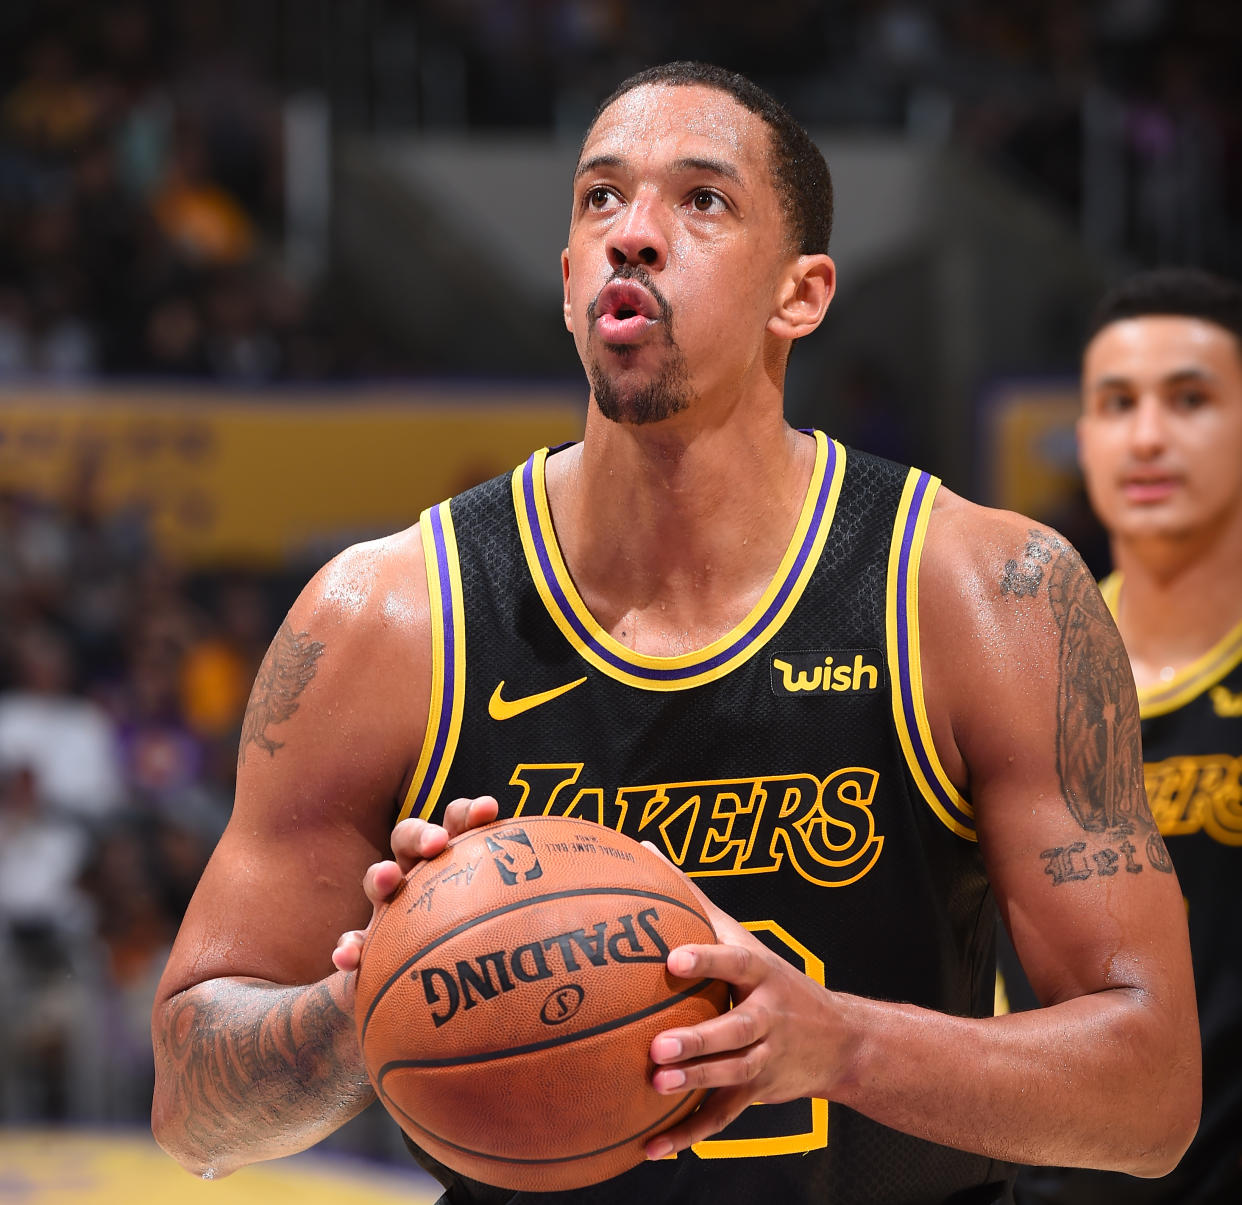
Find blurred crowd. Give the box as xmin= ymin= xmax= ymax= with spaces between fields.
xmin=415 ymin=0 xmax=1242 ymax=272
xmin=0 ymin=454 xmax=301 ymax=1122
xmin=2 ymin=1 xmax=1239 ymax=391
xmin=0 ymin=0 xmax=400 ymax=383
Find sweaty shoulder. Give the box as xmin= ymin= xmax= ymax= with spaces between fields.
xmin=295 ymin=524 xmax=430 ymax=642
xmin=914 ymin=487 xmax=1125 ymax=797
xmin=235 ymin=523 xmax=434 ymax=835
xmin=918 ymin=487 xmax=1072 ymax=602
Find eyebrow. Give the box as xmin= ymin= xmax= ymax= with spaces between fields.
xmin=1091 ymin=368 xmax=1216 ymax=390
xmin=575 ymin=154 xmax=623 ymax=181
xmin=574 ymin=153 xmax=745 ymax=187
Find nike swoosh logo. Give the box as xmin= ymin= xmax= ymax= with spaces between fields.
xmin=488 ymin=676 xmax=588 ymax=721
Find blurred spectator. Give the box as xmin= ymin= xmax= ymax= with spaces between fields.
xmin=0 ymin=762 xmax=99 ymax=1121
xmin=3 ymin=34 xmax=98 ymax=161
xmin=0 ymin=621 xmax=125 ymax=821
xmin=150 ymin=120 xmax=256 ymax=268
xmin=180 ymin=574 xmax=269 ymax=743
xmin=0 ymin=763 xmax=94 ymax=937
xmin=0 ymin=488 xmax=73 ymax=609
xmin=76 ymin=816 xmax=192 ymax=1117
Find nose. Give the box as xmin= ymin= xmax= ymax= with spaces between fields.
xmin=1129 ymin=396 xmax=1167 ymax=458
xmin=607 ymin=193 xmax=667 ymax=271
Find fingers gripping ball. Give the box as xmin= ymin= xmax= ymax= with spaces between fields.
xmin=354 ymin=816 xmax=727 ymax=1191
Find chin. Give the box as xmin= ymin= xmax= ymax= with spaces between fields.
xmin=589 ymin=366 xmax=692 ymax=428
xmin=594 ymin=396 xmax=685 ymax=427
xmin=1116 ymin=512 xmax=1198 ymax=543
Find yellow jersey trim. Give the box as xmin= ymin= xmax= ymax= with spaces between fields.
xmin=887 ymin=469 xmax=976 ymax=840
xmin=398 ymin=502 xmax=467 ymax=822
xmin=1100 ymin=573 xmax=1242 ymax=718
xmin=512 ymin=432 xmax=845 ymax=691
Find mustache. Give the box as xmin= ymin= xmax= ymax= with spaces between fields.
xmin=586 ymin=264 xmax=674 ymax=327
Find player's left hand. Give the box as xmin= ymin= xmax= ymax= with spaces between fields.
xmin=644 ymin=880 xmax=843 ymax=1159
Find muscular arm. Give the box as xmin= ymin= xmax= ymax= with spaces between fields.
xmin=151 ymin=530 xmax=431 ymax=1177
xmin=153 ymin=976 xmax=368 ymax=1176
xmin=651 ymin=502 xmax=1200 ymax=1174
xmin=829 ymin=515 xmax=1197 ymax=1170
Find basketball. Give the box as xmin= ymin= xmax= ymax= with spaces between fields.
xmin=353 ymin=815 xmax=728 ymax=1191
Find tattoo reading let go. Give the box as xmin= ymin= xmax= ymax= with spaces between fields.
xmin=1002 ymin=530 xmax=1173 ymax=886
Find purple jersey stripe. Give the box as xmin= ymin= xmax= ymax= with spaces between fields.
xmin=522 ymin=439 xmax=837 ymax=682
xmin=409 ymin=503 xmax=457 ymax=815
xmin=895 ymin=472 xmax=972 ymax=828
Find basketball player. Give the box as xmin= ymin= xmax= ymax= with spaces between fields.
xmin=1008 ymin=269 xmax=1242 ymax=1204
xmin=150 ymin=63 xmax=1199 ymax=1204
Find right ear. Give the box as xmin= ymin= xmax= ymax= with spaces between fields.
xmin=561 ymin=248 xmax=573 ymax=333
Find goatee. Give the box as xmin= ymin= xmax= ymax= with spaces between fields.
xmin=589 ymin=352 xmax=694 ymax=425
xmin=586 ymin=266 xmax=696 ymax=426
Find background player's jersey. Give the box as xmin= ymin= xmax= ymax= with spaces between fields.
xmin=1015 ymin=578 xmax=1242 ymax=1205
xmin=399 ymin=433 xmax=1015 ymax=1205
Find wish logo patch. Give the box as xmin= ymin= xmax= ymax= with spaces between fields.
xmin=770 ymin=650 xmax=885 ymax=697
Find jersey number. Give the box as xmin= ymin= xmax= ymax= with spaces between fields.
xmin=692 ymin=920 xmax=830 ymax=1160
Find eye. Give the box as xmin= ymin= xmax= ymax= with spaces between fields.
xmin=584 ymin=186 xmax=618 ymax=212
xmin=689 ymin=189 xmax=726 ymax=214
xmin=1170 ymin=388 xmax=1208 ymax=412
xmin=1097 ymin=391 xmax=1134 ymax=415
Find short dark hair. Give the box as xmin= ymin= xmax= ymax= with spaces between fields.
xmin=1086 ymin=267 xmax=1242 ymax=351
xmin=583 ymin=61 xmax=833 ymax=257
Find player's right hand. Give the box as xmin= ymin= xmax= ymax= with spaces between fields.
xmin=331 ymin=795 xmax=499 ymax=973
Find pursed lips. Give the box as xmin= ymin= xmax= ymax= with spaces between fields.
xmin=590 ymin=280 xmax=661 ymax=344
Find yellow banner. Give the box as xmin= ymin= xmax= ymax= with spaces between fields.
xmin=0 ymin=386 xmax=584 ymax=568
xmin=981 ymin=380 xmax=1080 ymax=517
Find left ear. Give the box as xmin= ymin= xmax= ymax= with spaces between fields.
xmin=561 ymin=247 xmax=574 ymax=333
xmin=767 ymin=254 xmax=836 ymax=342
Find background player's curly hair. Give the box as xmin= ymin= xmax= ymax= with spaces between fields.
xmin=582 ymin=60 xmax=833 ymax=258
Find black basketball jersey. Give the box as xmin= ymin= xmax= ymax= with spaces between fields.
xmin=1014 ymin=576 xmax=1242 ymax=1205
xmin=397 ymin=433 xmax=1014 ymax=1205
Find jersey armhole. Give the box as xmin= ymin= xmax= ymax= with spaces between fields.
xmin=886 ymin=469 xmax=977 ymax=841
xmin=397 ymin=500 xmax=466 ymax=822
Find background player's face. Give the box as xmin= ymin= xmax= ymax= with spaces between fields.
xmin=562 ymin=83 xmax=794 ymax=425
xmin=1078 ymin=315 xmax=1242 ymax=545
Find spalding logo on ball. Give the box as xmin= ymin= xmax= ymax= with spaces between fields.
xmin=354 ymin=815 xmax=729 ymax=1191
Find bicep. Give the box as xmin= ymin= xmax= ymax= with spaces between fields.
xmin=157 ymin=539 xmax=431 ymax=999
xmin=925 ymin=521 xmax=1187 ymax=1006
xmin=158 ymin=811 xmax=381 ymax=996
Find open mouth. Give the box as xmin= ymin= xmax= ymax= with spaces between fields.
xmin=591 ymin=280 xmax=661 ymax=344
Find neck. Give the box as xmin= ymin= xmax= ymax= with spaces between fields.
xmin=1110 ymin=518 xmax=1242 ymax=684
xmin=545 ymin=406 xmax=815 ymax=653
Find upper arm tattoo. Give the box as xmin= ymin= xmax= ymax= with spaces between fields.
xmin=1002 ymin=530 xmax=1172 ymax=881
xmin=239 ymin=621 xmax=326 ymax=765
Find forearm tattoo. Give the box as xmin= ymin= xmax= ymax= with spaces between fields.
xmin=158 ymin=980 xmax=370 ymax=1163
xmin=239 ymin=621 xmax=325 ymax=764
xmin=1001 ymin=531 xmax=1172 ymax=883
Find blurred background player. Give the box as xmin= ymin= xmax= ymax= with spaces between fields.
xmin=1009 ymin=267 xmax=1242 ymax=1205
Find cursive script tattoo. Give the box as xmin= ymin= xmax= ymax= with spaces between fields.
xmin=239 ymin=621 xmax=325 ymax=764
xmin=1003 ymin=530 xmax=1172 ymax=879
xmin=158 ymin=981 xmax=369 ymax=1161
